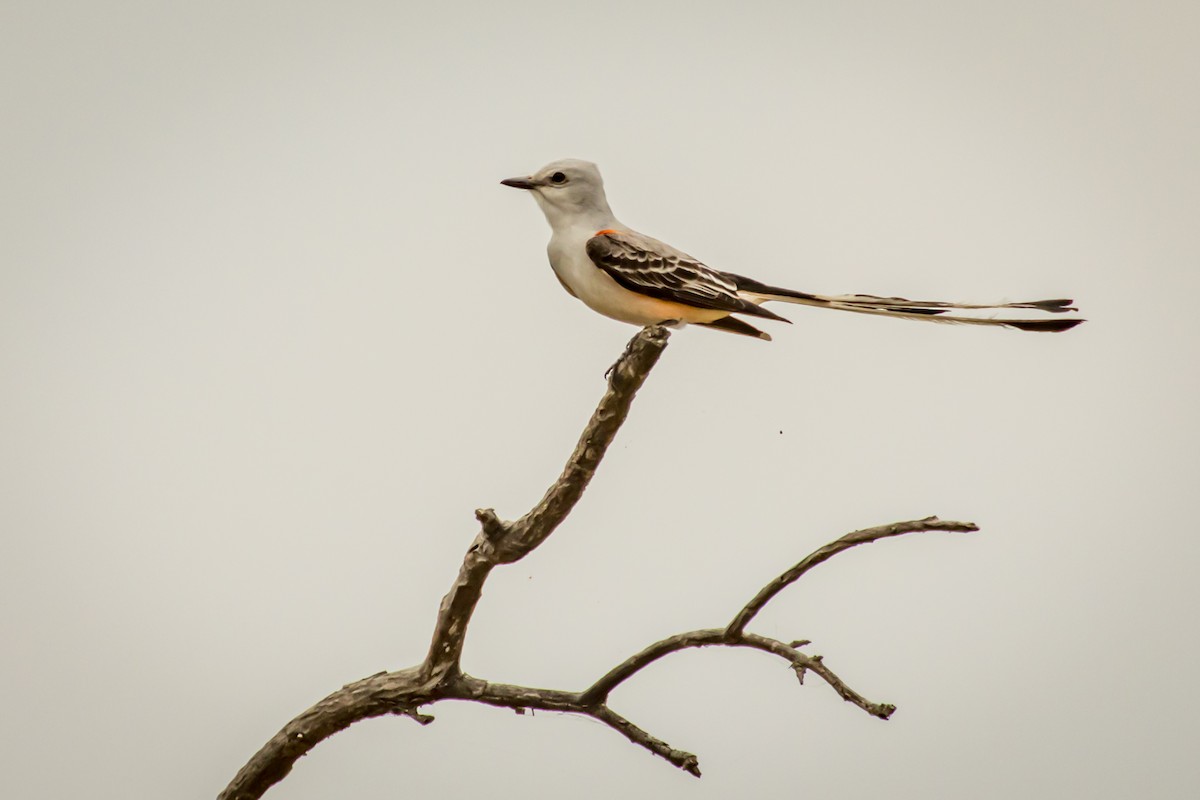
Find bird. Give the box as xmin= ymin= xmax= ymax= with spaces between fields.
xmin=500 ymin=159 xmax=1083 ymax=341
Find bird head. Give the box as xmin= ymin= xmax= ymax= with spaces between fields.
xmin=501 ymin=159 xmax=614 ymax=230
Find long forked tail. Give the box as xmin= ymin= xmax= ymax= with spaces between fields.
xmin=733 ymin=275 xmax=1085 ymax=333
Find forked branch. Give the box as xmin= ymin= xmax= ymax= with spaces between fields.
xmin=219 ymin=326 xmax=979 ymax=799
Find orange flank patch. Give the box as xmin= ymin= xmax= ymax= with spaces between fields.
xmin=593 ymin=228 xmax=620 ymax=237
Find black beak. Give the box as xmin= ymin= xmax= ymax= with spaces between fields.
xmin=500 ymin=176 xmax=538 ymax=190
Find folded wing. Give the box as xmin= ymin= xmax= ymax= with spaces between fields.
xmin=586 ymin=230 xmax=787 ymax=322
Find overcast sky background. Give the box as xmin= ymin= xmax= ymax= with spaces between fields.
xmin=2 ymin=2 xmax=1197 ymax=798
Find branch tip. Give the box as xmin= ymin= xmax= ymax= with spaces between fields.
xmin=791 ymin=663 xmax=807 ymax=685
xmin=399 ymin=707 xmax=435 ymax=726
xmin=918 ymin=516 xmax=979 ymax=533
xmin=475 ymin=508 xmax=508 ymax=540
xmin=727 ymin=516 xmax=984 ymax=637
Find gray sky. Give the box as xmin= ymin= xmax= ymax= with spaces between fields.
xmin=2 ymin=2 xmax=1197 ymax=798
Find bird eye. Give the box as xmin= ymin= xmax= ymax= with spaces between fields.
xmin=549 ymin=171 xmax=568 ymax=184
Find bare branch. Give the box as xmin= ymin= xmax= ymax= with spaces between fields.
xmin=422 ymin=540 xmax=498 ymax=682
xmin=218 ymin=668 xmax=432 ymax=800
xmin=423 ymin=326 xmax=671 ymax=681
xmin=801 ymin=654 xmax=896 ymax=720
xmin=220 ymin=328 xmax=980 ymax=799
xmin=590 ymin=705 xmax=702 ymax=777
xmin=725 ymin=516 xmax=979 ymax=638
xmin=450 ymin=676 xmax=700 ymax=775
xmin=221 ymin=327 xmax=673 ymax=799
xmin=451 ymin=674 xmax=584 ymax=713
xmin=583 ymin=629 xmax=731 ymax=705
xmin=497 ymin=325 xmax=671 ymax=561
xmin=580 ymin=626 xmax=895 ymax=722
xmin=735 ymin=633 xmax=896 ymax=720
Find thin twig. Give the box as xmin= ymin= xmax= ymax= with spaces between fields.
xmin=725 ymin=516 xmax=979 ymax=637
xmin=580 ymin=627 xmax=894 ymax=721
xmin=735 ymin=633 xmax=896 ymax=719
xmin=590 ymin=705 xmax=702 ymax=777
xmin=583 ymin=629 xmax=731 ymax=705
xmin=452 ymin=676 xmax=703 ymax=775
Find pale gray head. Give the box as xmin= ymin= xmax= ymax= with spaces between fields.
xmin=501 ymin=159 xmax=616 ymax=231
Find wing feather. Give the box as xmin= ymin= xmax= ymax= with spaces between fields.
xmin=586 ymin=231 xmax=786 ymax=321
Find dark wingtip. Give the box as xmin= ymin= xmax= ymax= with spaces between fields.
xmin=1008 ymin=318 xmax=1086 ymax=333
xmin=1024 ymin=298 xmax=1077 ymax=313
xmin=695 ymin=315 xmax=776 ymax=340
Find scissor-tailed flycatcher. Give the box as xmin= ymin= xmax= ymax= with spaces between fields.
xmin=501 ymin=159 xmax=1083 ymax=340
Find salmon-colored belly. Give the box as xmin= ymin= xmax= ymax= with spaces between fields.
xmin=566 ymin=264 xmax=728 ymax=326
xmin=587 ymin=289 xmax=729 ymax=325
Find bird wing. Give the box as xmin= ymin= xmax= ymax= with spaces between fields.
xmin=585 ymin=229 xmax=786 ymax=321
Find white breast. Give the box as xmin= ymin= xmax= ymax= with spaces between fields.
xmin=545 ymin=227 xmax=726 ymax=326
